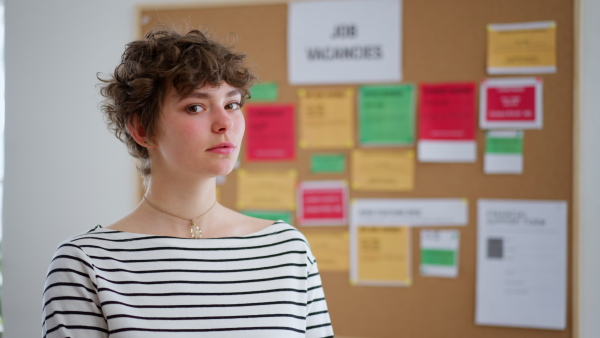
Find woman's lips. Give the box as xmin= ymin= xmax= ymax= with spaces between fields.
xmin=207 ymin=143 xmax=235 ymax=154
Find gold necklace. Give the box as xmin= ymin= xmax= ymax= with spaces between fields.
xmin=143 ymin=196 xmax=217 ymax=238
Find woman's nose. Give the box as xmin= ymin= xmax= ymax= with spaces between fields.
xmin=212 ymin=107 xmax=234 ymax=133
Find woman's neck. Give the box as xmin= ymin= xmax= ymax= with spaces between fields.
xmin=144 ymin=174 xmax=218 ymax=219
xmin=109 ymin=173 xmax=273 ymax=238
xmin=124 ymin=173 xmax=221 ymax=237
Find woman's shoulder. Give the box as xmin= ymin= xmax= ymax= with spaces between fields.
xmin=62 ymin=224 xmax=124 ymax=242
xmin=254 ymin=220 xmax=305 ymax=239
xmin=47 ymin=226 xmax=113 ymax=273
xmin=54 ymin=225 xmax=106 ymax=246
xmin=258 ymin=221 xmax=316 ymax=259
xmin=52 ymin=225 xmax=136 ymax=254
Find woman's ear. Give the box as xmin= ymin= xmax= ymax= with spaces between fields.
xmin=128 ymin=115 xmax=155 ymax=147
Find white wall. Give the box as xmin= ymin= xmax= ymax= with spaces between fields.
xmin=577 ymin=0 xmax=600 ymax=337
xmin=1 ymin=0 xmax=237 ymax=337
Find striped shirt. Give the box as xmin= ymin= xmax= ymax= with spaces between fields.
xmin=42 ymin=221 xmax=333 ymax=337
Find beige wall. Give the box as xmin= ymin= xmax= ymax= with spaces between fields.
xmin=576 ymin=0 xmax=600 ymax=336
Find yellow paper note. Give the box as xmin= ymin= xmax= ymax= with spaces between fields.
xmin=487 ymin=21 xmax=556 ymax=74
xmin=298 ymin=88 xmax=355 ymax=149
xmin=357 ymin=226 xmax=411 ymax=284
xmin=351 ymin=149 xmax=414 ymax=191
xmin=237 ymin=169 xmax=297 ymax=210
xmin=303 ymin=230 xmax=349 ymax=272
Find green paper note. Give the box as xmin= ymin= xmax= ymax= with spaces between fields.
xmin=486 ymin=131 xmax=524 ymax=154
xmin=421 ymin=249 xmax=456 ymax=266
xmin=242 ymin=210 xmax=292 ymax=224
xmin=359 ymin=84 xmax=415 ymax=146
xmin=420 ymin=229 xmax=460 ymax=278
xmin=250 ymin=82 xmax=279 ymax=102
xmin=311 ymin=154 xmax=346 ymax=174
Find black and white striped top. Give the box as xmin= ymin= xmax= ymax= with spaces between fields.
xmin=42 ymin=221 xmax=333 ymax=337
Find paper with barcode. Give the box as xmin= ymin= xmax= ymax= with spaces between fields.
xmin=476 ymin=199 xmax=567 ymax=330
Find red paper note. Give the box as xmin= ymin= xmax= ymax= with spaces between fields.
xmin=419 ymin=82 xmax=476 ymax=141
xmin=418 ymin=83 xmax=477 ymax=162
xmin=297 ymin=181 xmax=348 ymax=226
xmin=245 ymin=104 xmax=295 ymax=161
xmin=480 ymin=77 xmax=543 ymax=129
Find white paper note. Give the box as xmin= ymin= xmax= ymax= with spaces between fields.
xmin=476 ymin=199 xmax=567 ymax=330
xmin=288 ymin=0 xmax=402 ymax=84
xmin=420 ymin=229 xmax=460 ymax=278
xmin=484 ymin=130 xmax=524 ymax=174
xmin=418 ymin=140 xmax=477 ymax=163
xmin=351 ymin=198 xmax=468 ymax=227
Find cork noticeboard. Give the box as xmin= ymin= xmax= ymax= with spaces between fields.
xmin=137 ymin=1 xmax=574 ymax=337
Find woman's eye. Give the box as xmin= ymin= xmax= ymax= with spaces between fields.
xmin=226 ymin=102 xmax=242 ymax=110
xmin=186 ymin=105 xmax=205 ymax=114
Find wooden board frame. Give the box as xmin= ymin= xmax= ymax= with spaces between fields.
xmin=136 ymin=1 xmax=575 ymax=337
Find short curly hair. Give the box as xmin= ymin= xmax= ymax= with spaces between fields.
xmin=98 ymin=26 xmax=256 ymax=178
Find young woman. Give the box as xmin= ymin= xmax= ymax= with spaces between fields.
xmin=42 ymin=27 xmax=333 ymax=338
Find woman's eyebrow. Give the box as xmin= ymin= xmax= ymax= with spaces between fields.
xmin=178 ymin=89 xmax=242 ymax=102
xmin=225 ymin=89 xmax=243 ymax=98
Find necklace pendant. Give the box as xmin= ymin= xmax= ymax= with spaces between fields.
xmin=190 ymin=223 xmax=202 ymax=238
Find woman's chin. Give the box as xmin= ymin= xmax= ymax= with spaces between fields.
xmin=208 ymin=163 xmax=236 ymax=178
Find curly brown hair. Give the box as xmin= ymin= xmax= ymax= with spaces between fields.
xmin=98 ymin=26 xmax=256 ymax=178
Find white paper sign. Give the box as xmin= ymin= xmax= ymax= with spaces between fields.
xmin=351 ymin=198 xmax=468 ymax=227
xmin=417 ymin=140 xmax=477 ymax=163
xmin=420 ymin=229 xmax=460 ymax=278
xmin=480 ymin=77 xmax=543 ymax=130
xmin=476 ymin=199 xmax=567 ymax=330
xmin=484 ymin=130 xmax=524 ymax=174
xmin=288 ymin=0 xmax=402 ymax=85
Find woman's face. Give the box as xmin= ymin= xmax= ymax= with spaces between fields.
xmin=151 ymin=82 xmax=245 ymax=180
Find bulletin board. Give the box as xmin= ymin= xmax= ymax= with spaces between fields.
xmin=137 ymin=1 xmax=574 ymax=337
